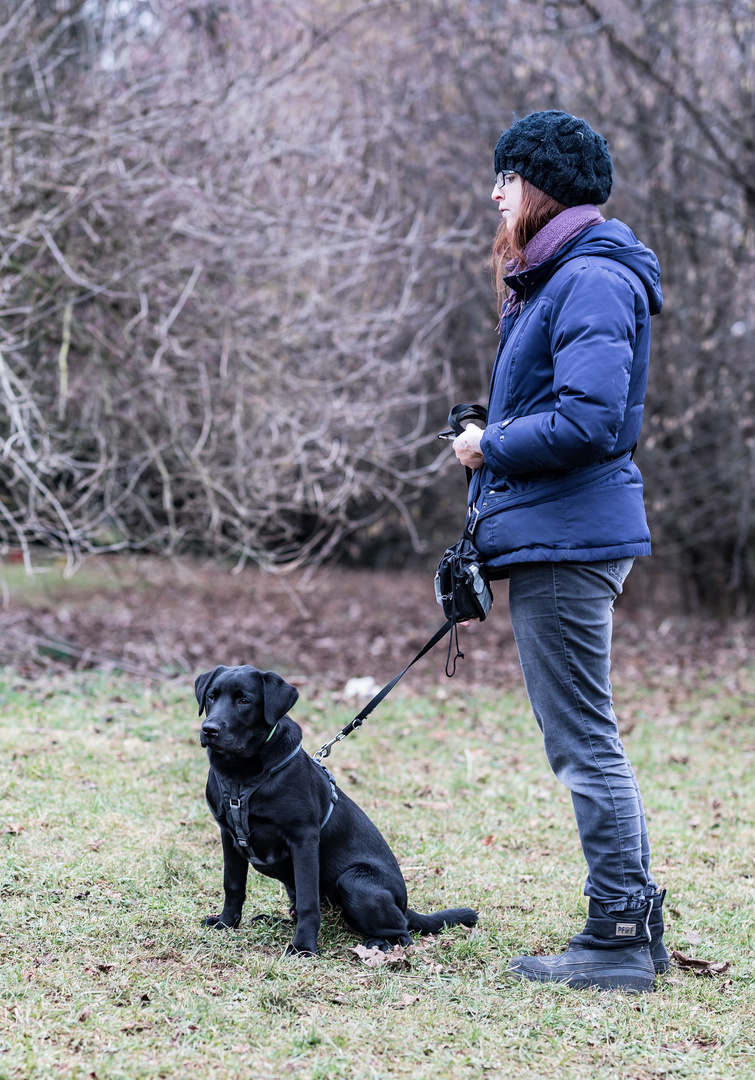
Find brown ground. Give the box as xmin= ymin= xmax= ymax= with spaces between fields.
xmin=1 ymin=556 xmax=753 ymax=702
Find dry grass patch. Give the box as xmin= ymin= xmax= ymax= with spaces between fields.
xmin=0 ymin=664 xmax=754 ymax=1079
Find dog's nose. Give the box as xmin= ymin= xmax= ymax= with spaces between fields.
xmin=201 ymin=721 xmax=221 ymax=740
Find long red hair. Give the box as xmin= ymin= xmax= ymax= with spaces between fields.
xmin=492 ymin=178 xmax=567 ymax=314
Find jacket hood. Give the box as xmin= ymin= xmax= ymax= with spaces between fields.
xmin=508 ymin=218 xmax=663 ymax=316
xmin=555 ymin=218 xmax=663 ymax=315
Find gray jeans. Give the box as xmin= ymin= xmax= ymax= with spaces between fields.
xmin=508 ymin=558 xmax=658 ymax=912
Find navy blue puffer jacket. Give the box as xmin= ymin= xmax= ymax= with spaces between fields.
xmin=470 ymin=218 xmax=662 ymax=570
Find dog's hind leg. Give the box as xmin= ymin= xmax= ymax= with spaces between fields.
xmin=336 ymin=868 xmax=412 ymax=950
xmin=284 ymin=884 xmax=298 ymax=922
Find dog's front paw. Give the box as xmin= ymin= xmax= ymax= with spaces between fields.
xmin=202 ymin=914 xmax=240 ymax=929
xmin=285 ymin=943 xmax=317 ymax=958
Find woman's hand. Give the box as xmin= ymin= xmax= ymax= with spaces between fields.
xmin=453 ymin=423 xmax=485 ymax=469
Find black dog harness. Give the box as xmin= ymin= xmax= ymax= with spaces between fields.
xmin=216 ymin=742 xmax=338 ymax=865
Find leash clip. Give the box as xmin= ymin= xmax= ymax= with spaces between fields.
xmin=314 ymin=730 xmax=346 ymax=763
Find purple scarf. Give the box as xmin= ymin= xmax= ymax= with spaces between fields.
xmin=502 ymin=205 xmax=605 ymax=316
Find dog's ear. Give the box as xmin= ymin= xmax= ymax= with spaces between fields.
xmin=195 ymin=666 xmax=228 ymax=716
xmin=260 ymin=670 xmax=299 ymax=726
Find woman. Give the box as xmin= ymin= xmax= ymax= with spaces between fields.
xmin=453 ymin=110 xmax=666 ymax=991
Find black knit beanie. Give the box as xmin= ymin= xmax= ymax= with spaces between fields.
xmin=494 ymin=110 xmax=613 ymax=207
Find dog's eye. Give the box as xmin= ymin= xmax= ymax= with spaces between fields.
xmin=207 ymin=692 xmax=215 ymax=701
xmin=237 ymin=697 xmax=249 ymax=706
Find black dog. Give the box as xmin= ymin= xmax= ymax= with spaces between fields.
xmin=196 ymin=665 xmax=478 ymax=955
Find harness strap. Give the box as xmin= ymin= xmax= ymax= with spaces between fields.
xmin=267 ymin=741 xmax=303 ymax=776
xmin=315 ymin=760 xmax=339 ymax=829
xmin=226 ymin=790 xmax=253 ymax=851
xmin=220 ymin=741 xmax=307 ymax=862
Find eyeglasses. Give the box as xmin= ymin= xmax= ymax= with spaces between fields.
xmin=495 ymin=172 xmax=518 ymax=189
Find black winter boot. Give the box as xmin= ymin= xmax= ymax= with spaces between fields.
xmin=509 ymin=899 xmax=655 ymax=992
xmin=649 ymin=890 xmax=669 ymax=974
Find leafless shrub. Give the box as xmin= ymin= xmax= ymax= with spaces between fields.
xmin=2 ymin=0 xmax=754 ymax=610
xmin=0 ymin=0 xmax=480 ymax=570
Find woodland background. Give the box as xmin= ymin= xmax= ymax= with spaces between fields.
xmin=1 ymin=0 xmax=754 ymax=613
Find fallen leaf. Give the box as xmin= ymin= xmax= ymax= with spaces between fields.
xmin=672 ymin=950 xmax=731 ymax=977
xmin=350 ymin=944 xmax=413 ymax=969
xmin=415 ymin=935 xmax=437 ymax=948
xmin=393 ymin=993 xmax=420 ymax=1009
xmin=684 ymin=930 xmax=702 ymax=945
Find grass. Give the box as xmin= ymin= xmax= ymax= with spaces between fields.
xmin=0 ymin=661 xmax=754 ymax=1080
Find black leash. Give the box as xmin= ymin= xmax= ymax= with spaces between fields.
xmin=438 ymin=401 xmax=491 ymax=675
xmin=313 ymin=619 xmax=454 ymax=762
xmin=313 ymin=403 xmax=489 ymax=764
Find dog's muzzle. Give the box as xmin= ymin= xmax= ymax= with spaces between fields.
xmin=200 ymin=720 xmax=221 ymax=746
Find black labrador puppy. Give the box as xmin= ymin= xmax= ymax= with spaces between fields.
xmin=196 ymin=664 xmax=477 ymax=955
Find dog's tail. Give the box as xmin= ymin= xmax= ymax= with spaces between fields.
xmin=406 ymin=907 xmax=478 ymax=934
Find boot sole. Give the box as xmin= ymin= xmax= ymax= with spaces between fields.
xmin=511 ymin=963 xmax=656 ymax=993
xmin=509 ymin=962 xmax=655 ymax=993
